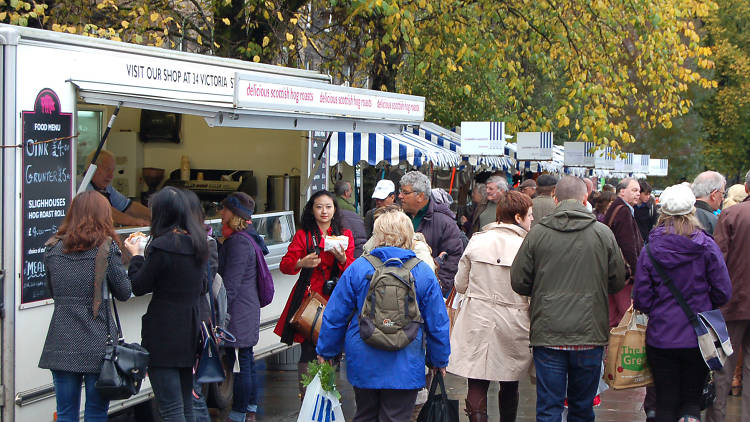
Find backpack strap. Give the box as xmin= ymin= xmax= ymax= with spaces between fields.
xmin=645 ymin=244 xmax=700 ymax=331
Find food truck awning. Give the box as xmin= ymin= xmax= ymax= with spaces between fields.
xmin=410 ymin=123 xmax=514 ymax=170
xmin=328 ymin=131 xmax=461 ymax=168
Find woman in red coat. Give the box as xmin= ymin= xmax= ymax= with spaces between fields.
xmin=273 ymin=190 xmax=354 ymax=397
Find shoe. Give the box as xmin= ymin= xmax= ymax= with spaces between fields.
xmin=245 ymin=412 xmax=256 ymax=422
xmin=464 ymin=398 xmax=488 ymax=422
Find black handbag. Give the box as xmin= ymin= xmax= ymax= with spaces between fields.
xmin=94 ymin=244 xmax=150 ymax=401
xmin=417 ymin=372 xmax=459 ymax=422
xmin=700 ymin=372 xmax=717 ymax=411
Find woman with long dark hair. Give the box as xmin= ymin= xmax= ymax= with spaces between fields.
xmin=273 ymin=190 xmax=355 ymax=398
xmin=124 ymin=186 xmax=208 ymax=422
xmin=39 ymin=191 xmax=132 ymax=422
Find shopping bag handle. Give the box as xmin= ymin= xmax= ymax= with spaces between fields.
xmin=428 ymin=371 xmax=449 ymax=402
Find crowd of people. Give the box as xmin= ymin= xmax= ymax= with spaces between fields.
xmin=37 ymin=162 xmax=750 ymax=422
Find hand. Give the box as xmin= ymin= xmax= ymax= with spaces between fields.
xmin=330 ymin=244 xmax=347 ymax=264
xmin=123 ymin=237 xmax=142 ymax=256
xmin=297 ymin=252 xmax=321 ymax=269
xmin=317 ymin=355 xmax=333 ymax=365
xmin=430 ymin=367 xmax=447 ymax=377
xmin=460 ymin=216 xmax=468 ymax=224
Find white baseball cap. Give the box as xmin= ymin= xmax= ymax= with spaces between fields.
xmin=372 ymin=179 xmax=395 ymax=200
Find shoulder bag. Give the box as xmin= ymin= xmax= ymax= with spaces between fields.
xmin=94 ymin=239 xmax=150 ymax=401
xmin=289 ymin=231 xmax=331 ymax=345
xmin=645 ymin=244 xmax=731 ymax=409
xmin=235 ymin=230 xmax=275 ymax=307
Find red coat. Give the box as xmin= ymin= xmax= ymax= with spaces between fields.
xmin=273 ymin=227 xmax=355 ymax=343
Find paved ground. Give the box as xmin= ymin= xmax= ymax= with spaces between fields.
xmin=114 ymin=356 xmax=743 ymax=421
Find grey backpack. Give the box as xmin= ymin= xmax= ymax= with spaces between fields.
xmin=359 ymin=255 xmax=423 ymax=351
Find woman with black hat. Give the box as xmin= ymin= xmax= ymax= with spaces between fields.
xmin=218 ymin=192 xmax=268 ymax=422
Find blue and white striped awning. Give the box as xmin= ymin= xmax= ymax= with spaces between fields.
xmin=410 ymin=123 xmax=514 ymax=170
xmin=329 ymin=131 xmax=461 ymax=168
xmin=505 ymin=143 xmax=562 ymax=173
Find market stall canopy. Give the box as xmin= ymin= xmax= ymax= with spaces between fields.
xmin=328 ymin=131 xmax=461 ymax=168
xmin=410 ymin=123 xmax=514 ymax=170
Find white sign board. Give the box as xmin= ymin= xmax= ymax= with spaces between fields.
xmin=516 ymin=132 xmax=554 ymax=160
xmin=614 ymin=153 xmax=634 ymax=173
xmin=234 ymin=73 xmax=424 ymax=122
xmin=595 ymin=147 xmax=616 ymax=169
xmin=649 ymin=158 xmax=669 ymax=176
xmin=460 ymin=121 xmax=506 ymax=156
xmin=564 ymin=142 xmax=596 ymax=167
xmin=633 ymin=154 xmax=650 ymax=173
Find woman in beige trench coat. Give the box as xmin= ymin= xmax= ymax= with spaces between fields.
xmin=448 ymin=191 xmax=533 ymax=422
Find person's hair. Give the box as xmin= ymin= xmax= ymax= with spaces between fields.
xmin=372 ymin=208 xmax=414 ymax=250
xmin=473 ymin=183 xmax=487 ymax=201
xmin=56 ymin=191 xmax=121 ymax=253
xmin=616 ymin=178 xmax=638 ymax=195
xmin=691 ymin=171 xmax=726 ymax=199
xmin=302 ymin=190 xmax=342 ymax=236
xmin=536 ymin=184 xmax=555 ymax=196
xmin=602 ymin=184 xmax=616 ymax=193
xmin=724 ymin=184 xmax=748 ymax=209
xmin=486 ymin=175 xmax=509 ymax=192
xmin=149 ymin=186 xmax=208 ymax=264
xmin=555 ymin=176 xmax=587 ymax=201
xmin=656 ymin=211 xmax=702 ymax=237
xmin=181 ymin=190 xmax=213 ymax=235
xmin=595 ymin=191 xmax=616 ymax=215
xmin=334 ymin=180 xmax=350 ymax=196
xmin=400 ymin=171 xmax=431 ymax=196
xmin=85 ymin=149 xmax=114 ymax=167
xmin=639 ymin=180 xmax=652 ymax=194
xmin=496 ymin=191 xmax=533 ymax=224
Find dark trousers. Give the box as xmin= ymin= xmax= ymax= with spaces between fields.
xmin=646 ymin=346 xmax=708 ymax=422
xmin=353 ymin=387 xmax=418 ymax=422
xmin=533 ymin=346 xmax=603 ymax=422
xmin=149 ymin=366 xmax=195 ymax=422
xmin=226 ymin=347 xmax=257 ymax=420
xmin=466 ymin=378 xmax=519 ymax=415
xmin=51 ymin=371 xmax=109 ymax=422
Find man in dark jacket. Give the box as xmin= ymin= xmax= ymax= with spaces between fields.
xmin=634 ymin=180 xmax=659 ymax=241
xmin=399 ymin=171 xmax=464 ymax=295
xmin=511 ymin=176 xmax=626 ymax=422
xmin=364 ymin=179 xmax=396 ymax=237
xmin=603 ymin=177 xmax=644 ymax=328
xmin=708 ymin=169 xmax=750 ymax=422
xmin=531 ymin=175 xmax=557 ymax=228
xmin=691 ymin=170 xmax=726 ymax=235
xmin=338 ymin=209 xmax=367 ymax=258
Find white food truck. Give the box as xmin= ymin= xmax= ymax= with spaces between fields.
xmin=0 ymin=24 xmax=424 ymax=421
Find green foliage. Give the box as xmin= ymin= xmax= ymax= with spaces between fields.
xmin=301 ymin=361 xmax=341 ymax=400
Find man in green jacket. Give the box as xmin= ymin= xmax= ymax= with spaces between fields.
xmin=511 ymin=176 xmax=626 ymax=422
xmin=334 ymin=180 xmax=357 ymax=213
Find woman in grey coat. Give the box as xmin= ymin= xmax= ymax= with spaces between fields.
xmin=38 ymin=191 xmax=132 ymax=422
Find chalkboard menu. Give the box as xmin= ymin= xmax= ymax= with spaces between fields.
xmin=308 ymin=131 xmax=329 ymax=195
xmin=21 ymin=89 xmax=73 ymax=305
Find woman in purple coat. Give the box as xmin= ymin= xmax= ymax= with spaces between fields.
xmin=633 ymin=184 xmax=732 ymax=422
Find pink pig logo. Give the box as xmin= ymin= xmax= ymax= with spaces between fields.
xmin=40 ymin=94 xmax=56 ymax=114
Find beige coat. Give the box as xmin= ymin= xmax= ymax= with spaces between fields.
xmin=447 ymin=223 xmax=532 ymax=381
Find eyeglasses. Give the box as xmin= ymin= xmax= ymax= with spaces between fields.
xmin=399 ymin=189 xmax=416 ymax=196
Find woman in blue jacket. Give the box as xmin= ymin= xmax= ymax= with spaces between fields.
xmin=317 ymin=208 xmax=450 ymax=422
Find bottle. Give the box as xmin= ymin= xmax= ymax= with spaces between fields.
xmin=180 ymin=155 xmax=190 ymax=181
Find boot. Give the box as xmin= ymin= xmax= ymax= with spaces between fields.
xmin=731 ymin=355 xmax=743 ymax=396
xmin=298 ymin=362 xmax=309 ymax=401
xmin=464 ymin=397 xmax=488 ymax=422
xmin=499 ymin=387 xmax=519 ymax=422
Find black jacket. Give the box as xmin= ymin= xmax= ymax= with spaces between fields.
xmin=338 ymin=209 xmax=367 ymax=258
xmin=634 ymin=198 xmax=659 ymax=241
xmin=129 ymin=232 xmax=207 ymax=368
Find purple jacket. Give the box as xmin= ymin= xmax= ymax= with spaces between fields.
xmin=633 ymin=226 xmax=732 ymax=348
xmin=417 ymin=198 xmax=465 ymax=296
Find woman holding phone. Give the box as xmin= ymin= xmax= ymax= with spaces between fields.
xmin=273 ymin=190 xmax=355 ymax=399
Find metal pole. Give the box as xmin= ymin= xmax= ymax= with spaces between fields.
xmin=76 ymin=103 xmax=121 ymax=195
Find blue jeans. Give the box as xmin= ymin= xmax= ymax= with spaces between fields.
xmin=228 ymin=347 xmax=257 ymax=422
xmin=192 ymin=374 xmax=211 ymax=422
xmin=51 ymin=370 xmax=109 ymax=422
xmin=533 ymin=347 xmax=603 ymax=422
xmin=149 ymin=366 xmax=195 ymax=422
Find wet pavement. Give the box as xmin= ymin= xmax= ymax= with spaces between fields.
xmin=114 ymin=355 xmax=743 ymax=421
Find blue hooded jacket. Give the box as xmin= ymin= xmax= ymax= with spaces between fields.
xmin=316 ymin=246 xmax=451 ymax=390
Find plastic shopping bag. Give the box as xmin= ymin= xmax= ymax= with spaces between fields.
xmin=297 ymin=373 xmax=345 ymax=422
xmin=604 ymin=306 xmax=653 ymax=390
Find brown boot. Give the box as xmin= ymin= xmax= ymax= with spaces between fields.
xmin=465 ymin=397 xmax=488 ymax=422
xmin=298 ymin=362 xmax=309 ymax=401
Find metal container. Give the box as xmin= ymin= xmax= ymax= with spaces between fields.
xmin=266 ymin=175 xmax=300 ymax=222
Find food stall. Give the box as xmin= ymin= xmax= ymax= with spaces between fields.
xmin=0 ymin=24 xmax=424 ymax=421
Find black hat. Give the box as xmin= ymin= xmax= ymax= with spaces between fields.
xmin=222 ymin=192 xmax=255 ymax=220
xmin=536 ymin=174 xmax=558 ymax=187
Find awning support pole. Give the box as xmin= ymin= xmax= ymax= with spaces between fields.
xmin=76 ymin=103 xmax=122 ymax=195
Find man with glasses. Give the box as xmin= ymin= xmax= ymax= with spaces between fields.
xmin=691 ymin=171 xmax=726 ymax=235
xmin=398 ymin=171 xmax=464 ymax=296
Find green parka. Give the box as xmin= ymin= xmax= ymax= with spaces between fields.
xmin=510 ymin=199 xmax=626 ymax=346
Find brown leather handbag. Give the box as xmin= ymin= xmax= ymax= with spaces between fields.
xmin=289 ymin=291 xmax=328 ymax=344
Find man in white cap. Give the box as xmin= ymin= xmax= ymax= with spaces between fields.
xmin=364 ymin=179 xmax=396 ymax=237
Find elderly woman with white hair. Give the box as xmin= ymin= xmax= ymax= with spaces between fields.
xmin=316 ymin=208 xmax=451 ymax=422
